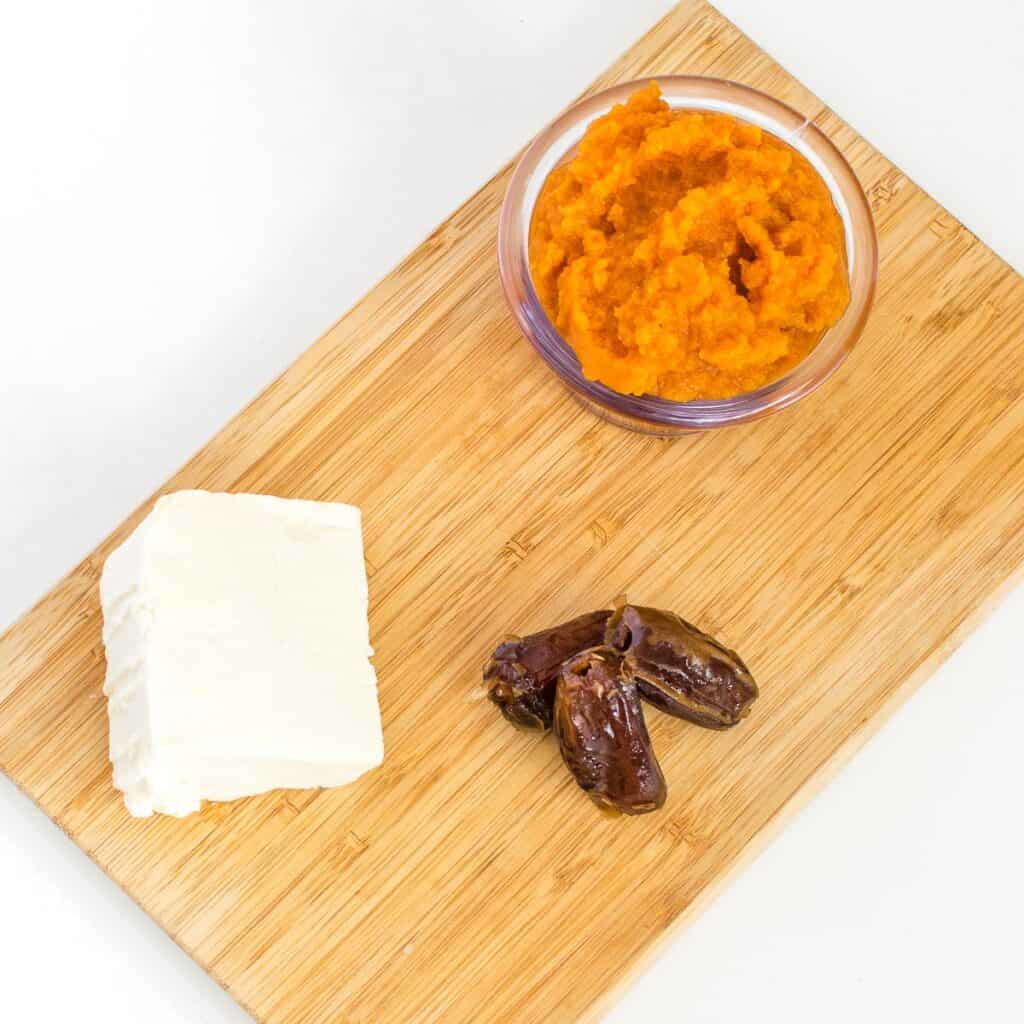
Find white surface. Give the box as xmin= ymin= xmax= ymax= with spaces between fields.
xmin=100 ymin=491 xmax=380 ymax=817
xmin=1 ymin=0 xmax=1022 ymax=1020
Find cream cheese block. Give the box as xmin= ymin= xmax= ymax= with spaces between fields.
xmin=99 ymin=490 xmax=383 ymax=817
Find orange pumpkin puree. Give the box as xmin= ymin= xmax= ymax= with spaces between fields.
xmin=528 ymin=83 xmax=850 ymax=401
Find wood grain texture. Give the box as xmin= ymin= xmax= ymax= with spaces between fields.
xmin=3 ymin=3 xmax=1024 ymax=1021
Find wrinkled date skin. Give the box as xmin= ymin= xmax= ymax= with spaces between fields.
xmin=553 ymin=647 xmax=667 ymax=815
xmin=484 ymin=611 xmax=611 ymax=731
xmin=608 ymin=604 xmax=758 ymax=729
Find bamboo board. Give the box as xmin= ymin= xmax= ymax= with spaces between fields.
xmin=4 ymin=2 xmax=1024 ymax=1021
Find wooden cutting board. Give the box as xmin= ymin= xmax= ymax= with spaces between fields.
xmin=3 ymin=2 xmax=1024 ymax=1021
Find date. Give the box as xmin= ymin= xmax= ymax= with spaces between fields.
xmin=484 ymin=610 xmax=611 ymax=731
xmin=607 ymin=604 xmax=758 ymax=729
xmin=553 ymin=646 xmax=666 ymax=815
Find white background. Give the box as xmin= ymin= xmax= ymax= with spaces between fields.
xmin=2 ymin=1 xmax=1023 ymax=1020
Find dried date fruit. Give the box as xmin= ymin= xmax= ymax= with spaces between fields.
xmin=484 ymin=610 xmax=611 ymax=731
xmin=607 ymin=604 xmax=758 ymax=728
xmin=553 ymin=647 xmax=666 ymax=815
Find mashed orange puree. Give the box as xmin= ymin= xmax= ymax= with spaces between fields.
xmin=529 ymin=83 xmax=850 ymax=401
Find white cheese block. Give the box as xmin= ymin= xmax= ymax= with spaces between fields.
xmin=100 ymin=489 xmax=383 ymax=817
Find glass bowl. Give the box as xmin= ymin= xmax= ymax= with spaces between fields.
xmin=497 ymin=76 xmax=878 ymax=436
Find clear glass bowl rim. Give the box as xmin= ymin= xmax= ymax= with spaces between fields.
xmin=497 ymin=75 xmax=879 ymax=431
